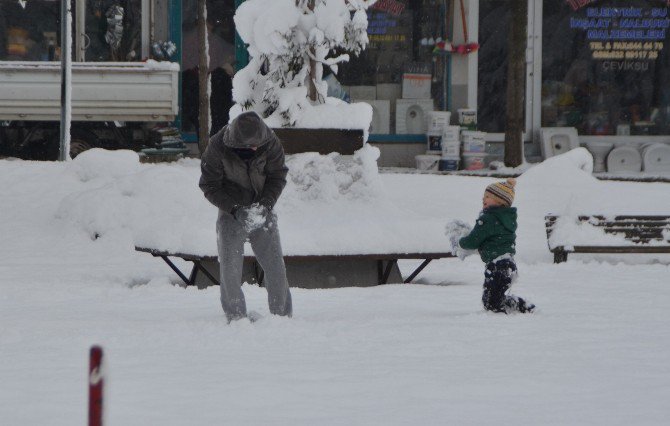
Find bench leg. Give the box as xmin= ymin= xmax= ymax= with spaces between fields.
xmin=404 ymin=259 xmax=433 ymax=283
xmin=378 ymin=259 xmax=398 ymax=285
xmin=254 ymin=261 xmax=265 ymax=287
xmin=554 ymin=250 xmax=568 ymax=264
xmin=192 ymin=260 xmax=221 ymax=287
xmin=159 ymin=255 xmax=193 ymax=286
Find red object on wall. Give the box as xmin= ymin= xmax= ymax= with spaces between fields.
xmin=433 ymin=41 xmax=479 ymax=55
xmin=432 ymin=0 xmax=480 ymax=55
xmin=89 ymin=346 xmax=104 ymax=426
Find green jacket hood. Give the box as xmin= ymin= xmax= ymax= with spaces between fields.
xmin=485 ymin=207 xmax=517 ymax=233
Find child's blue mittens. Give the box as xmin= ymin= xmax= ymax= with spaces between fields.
xmin=445 ymin=220 xmax=475 ymax=260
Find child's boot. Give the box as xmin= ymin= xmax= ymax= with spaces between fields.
xmin=517 ymin=298 xmax=535 ymax=313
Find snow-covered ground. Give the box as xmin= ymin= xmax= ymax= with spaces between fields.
xmin=1 ymin=148 xmax=669 ymax=425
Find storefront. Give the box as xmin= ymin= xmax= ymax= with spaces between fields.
xmin=478 ymin=0 xmax=670 ymax=168
xmin=540 ymin=1 xmax=670 ymax=138
xmin=3 ymin=1 xmax=669 ymax=169
xmin=337 ymin=0 xmax=452 ymax=132
xmin=333 ymin=0 xmax=475 ymax=166
xmin=341 ymin=0 xmax=670 ymax=168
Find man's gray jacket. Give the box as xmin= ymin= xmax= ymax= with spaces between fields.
xmin=199 ymin=112 xmax=288 ymax=213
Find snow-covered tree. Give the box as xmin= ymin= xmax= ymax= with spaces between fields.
xmin=232 ymin=0 xmax=375 ymax=127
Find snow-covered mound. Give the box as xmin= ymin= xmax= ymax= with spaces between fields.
xmin=54 ymin=145 xmax=443 ymax=256
xmin=514 ymin=148 xmax=669 ymax=259
xmin=56 ymin=151 xmax=213 ymax=255
xmin=3 ymin=146 xmax=668 ymax=264
xmin=283 ymin=144 xmax=382 ymax=203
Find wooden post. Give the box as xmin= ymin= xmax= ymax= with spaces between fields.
xmin=88 ymin=345 xmax=104 ymax=426
xmin=197 ymin=0 xmax=210 ymax=154
xmin=307 ymin=0 xmax=318 ymax=102
xmin=503 ymin=0 xmax=527 ymax=167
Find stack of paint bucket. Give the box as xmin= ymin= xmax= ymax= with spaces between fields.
xmin=425 ymin=111 xmax=451 ymax=153
xmin=439 ymin=125 xmax=462 ymax=170
xmin=422 ymin=111 xmax=458 ymax=171
xmin=461 ymin=130 xmax=487 ymax=170
xmin=456 ymin=108 xmax=486 ymax=170
xmin=417 ymin=111 xmax=449 ymax=171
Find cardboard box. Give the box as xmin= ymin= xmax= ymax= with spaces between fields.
xmin=348 ymin=85 xmax=377 ymax=100
xmin=402 ymin=73 xmax=431 ymax=99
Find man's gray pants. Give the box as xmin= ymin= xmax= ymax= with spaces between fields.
xmin=216 ymin=210 xmax=292 ymax=322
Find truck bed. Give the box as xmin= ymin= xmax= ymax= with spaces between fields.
xmin=0 ymin=61 xmax=179 ymax=122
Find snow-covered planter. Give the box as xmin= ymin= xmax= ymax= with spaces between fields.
xmin=231 ymin=0 xmax=375 ymax=137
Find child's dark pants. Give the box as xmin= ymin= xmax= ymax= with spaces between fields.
xmin=483 ymin=258 xmax=530 ymax=313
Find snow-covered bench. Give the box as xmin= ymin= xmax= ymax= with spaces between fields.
xmin=135 ymin=246 xmax=454 ymax=289
xmin=544 ymin=215 xmax=670 ymax=263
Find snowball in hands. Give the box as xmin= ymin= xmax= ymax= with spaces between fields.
xmin=235 ymin=203 xmax=269 ymax=233
xmin=445 ymin=220 xmax=475 ymax=260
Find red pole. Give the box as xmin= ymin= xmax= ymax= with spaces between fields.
xmin=89 ymin=345 xmax=104 ymax=426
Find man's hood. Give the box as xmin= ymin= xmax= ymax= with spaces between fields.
xmin=223 ymin=111 xmax=274 ymax=148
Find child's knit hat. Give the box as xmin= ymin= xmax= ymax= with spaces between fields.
xmin=485 ymin=178 xmax=516 ymax=207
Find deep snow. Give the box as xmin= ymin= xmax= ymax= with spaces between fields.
xmin=1 ymin=148 xmax=669 ymax=425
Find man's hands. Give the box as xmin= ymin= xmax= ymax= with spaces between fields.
xmin=232 ymin=203 xmax=270 ymax=232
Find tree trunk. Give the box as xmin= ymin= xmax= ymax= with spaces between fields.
xmin=197 ymin=0 xmax=210 ymax=155
xmin=308 ymin=50 xmax=317 ymax=102
xmin=503 ymin=0 xmax=527 ymax=167
xmin=307 ymin=0 xmax=318 ymax=102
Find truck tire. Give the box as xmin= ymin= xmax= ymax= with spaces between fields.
xmin=69 ymin=137 xmax=94 ymax=158
xmin=57 ymin=128 xmax=99 ymax=159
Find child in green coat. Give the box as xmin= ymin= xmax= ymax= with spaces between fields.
xmin=449 ymin=178 xmax=534 ymax=314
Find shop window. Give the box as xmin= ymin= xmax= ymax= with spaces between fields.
xmin=477 ymin=0 xmax=515 ymax=133
xmin=337 ymin=0 xmax=450 ymax=134
xmin=542 ymin=0 xmax=670 ymax=136
xmin=181 ymin=0 xmax=236 ymax=135
xmin=85 ymin=1 xmax=142 ymax=62
xmin=0 ymin=1 xmax=60 ymax=61
xmin=0 ymin=1 xmax=144 ymax=62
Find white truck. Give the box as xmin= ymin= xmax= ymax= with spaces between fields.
xmin=0 ymin=60 xmax=179 ymax=159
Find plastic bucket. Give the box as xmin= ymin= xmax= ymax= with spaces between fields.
xmin=415 ymin=154 xmax=440 ymax=171
xmin=427 ymin=111 xmax=451 ymax=132
xmin=441 ymin=140 xmax=460 ymax=156
xmin=462 ymin=140 xmax=486 ymax=153
xmin=457 ymin=108 xmax=477 ymax=129
xmin=426 ymin=130 xmax=442 ymax=153
xmin=442 ymin=125 xmax=461 ymax=143
xmin=461 ymin=130 xmax=486 ymax=153
xmin=462 ymin=152 xmax=487 ymax=170
xmin=439 ymin=156 xmax=460 ymax=171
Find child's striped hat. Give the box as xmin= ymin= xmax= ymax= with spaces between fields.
xmin=485 ymin=178 xmax=516 ymax=207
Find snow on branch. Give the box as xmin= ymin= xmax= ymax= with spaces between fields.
xmin=232 ymin=0 xmax=375 ymax=128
